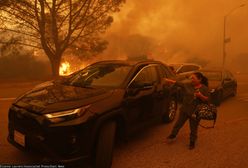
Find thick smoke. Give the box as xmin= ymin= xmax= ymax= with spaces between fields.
xmin=102 ymin=0 xmax=248 ymax=71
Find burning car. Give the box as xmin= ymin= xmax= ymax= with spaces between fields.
xmin=8 ymin=60 xmax=178 ymax=167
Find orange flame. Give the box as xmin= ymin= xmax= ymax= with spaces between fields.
xmin=59 ymin=60 xmax=89 ymax=76
xmin=59 ymin=61 xmax=71 ymax=76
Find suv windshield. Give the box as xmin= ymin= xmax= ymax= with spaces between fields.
xmin=65 ymin=63 xmax=132 ymax=88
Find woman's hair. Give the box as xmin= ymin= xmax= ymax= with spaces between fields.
xmin=193 ymin=72 xmax=209 ymax=87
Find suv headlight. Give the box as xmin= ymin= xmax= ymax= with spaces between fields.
xmin=44 ymin=105 xmax=90 ymax=123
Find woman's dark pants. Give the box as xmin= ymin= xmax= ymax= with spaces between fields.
xmin=170 ymin=110 xmax=199 ymax=143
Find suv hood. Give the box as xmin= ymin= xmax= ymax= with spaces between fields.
xmin=14 ymin=81 xmax=114 ymax=114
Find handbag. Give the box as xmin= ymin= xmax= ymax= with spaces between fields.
xmin=194 ymin=103 xmax=218 ymax=128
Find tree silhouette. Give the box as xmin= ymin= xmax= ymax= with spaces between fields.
xmin=0 ymin=0 xmax=125 ymax=77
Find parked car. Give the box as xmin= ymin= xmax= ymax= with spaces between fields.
xmin=200 ymin=69 xmax=237 ymax=106
xmin=8 ymin=60 xmax=178 ymax=168
xmin=169 ymin=63 xmax=201 ymax=79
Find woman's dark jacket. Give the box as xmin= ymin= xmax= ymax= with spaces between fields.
xmin=175 ymin=80 xmax=209 ymax=115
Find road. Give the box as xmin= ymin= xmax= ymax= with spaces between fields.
xmin=0 ymin=74 xmax=248 ymax=167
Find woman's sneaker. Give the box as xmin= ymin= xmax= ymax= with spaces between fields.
xmin=166 ymin=134 xmax=176 ymax=143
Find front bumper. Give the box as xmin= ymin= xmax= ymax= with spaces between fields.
xmin=7 ymin=135 xmax=90 ymax=165
xmin=8 ymin=105 xmax=93 ymax=165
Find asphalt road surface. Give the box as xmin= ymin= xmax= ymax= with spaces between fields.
xmin=0 ymin=74 xmax=248 ymax=168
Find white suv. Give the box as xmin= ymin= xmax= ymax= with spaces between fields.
xmin=169 ymin=63 xmax=201 ymax=79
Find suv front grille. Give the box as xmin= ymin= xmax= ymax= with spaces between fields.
xmin=8 ymin=106 xmax=43 ymax=134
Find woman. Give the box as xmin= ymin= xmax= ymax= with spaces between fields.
xmin=165 ymin=72 xmax=209 ymax=149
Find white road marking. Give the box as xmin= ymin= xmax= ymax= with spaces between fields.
xmin=0 ymin=98 xmax=16 ymax=101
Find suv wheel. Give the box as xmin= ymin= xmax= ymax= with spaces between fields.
xmin=215 ymin=90 xmax=223 ymax=106
xmin=95 ymin=121 xmax=116 ymax=168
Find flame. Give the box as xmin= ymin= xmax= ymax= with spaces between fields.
xmin=59 ymin=60 xmax=89 ymax=76
xmin=59 ymin=61 xmax=71 ymax=76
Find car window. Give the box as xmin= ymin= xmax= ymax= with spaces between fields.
xmin=189 ymin=65 xmax=200 ymax=71
xmin=130 ymin=66 xmax=159 ymax=86
xmin=178 ymin=65 xmax=191 ymax=73
xmin=171 ymin=64 xmax=181 ymax=72
xmin=202 ymin=71 xmax=222 ymax=81
xmin=66 ymin=64 xmax=132 ymax=88
xmin=158 ymin=65 xmax=175 ymax=78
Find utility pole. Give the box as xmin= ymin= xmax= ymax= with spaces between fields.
xmin=222 ymin=4 xmax=245 ymax=69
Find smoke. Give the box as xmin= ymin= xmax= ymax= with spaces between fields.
xmin=101 ymin=0 xmax=248 ymax=70
xmin=0 ymin=52 xmax=51 ymax=80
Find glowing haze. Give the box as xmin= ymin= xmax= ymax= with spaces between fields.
xmin=101 ymin=0 xmax=248 ymax=70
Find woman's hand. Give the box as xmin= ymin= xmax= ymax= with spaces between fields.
xmin=194 ymin=91 xmax=202 ymax=98
xmin=194 ymin=91 xmax=208 ymax=101
xmin=163 ymin=78 xmax=176 ymax=84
